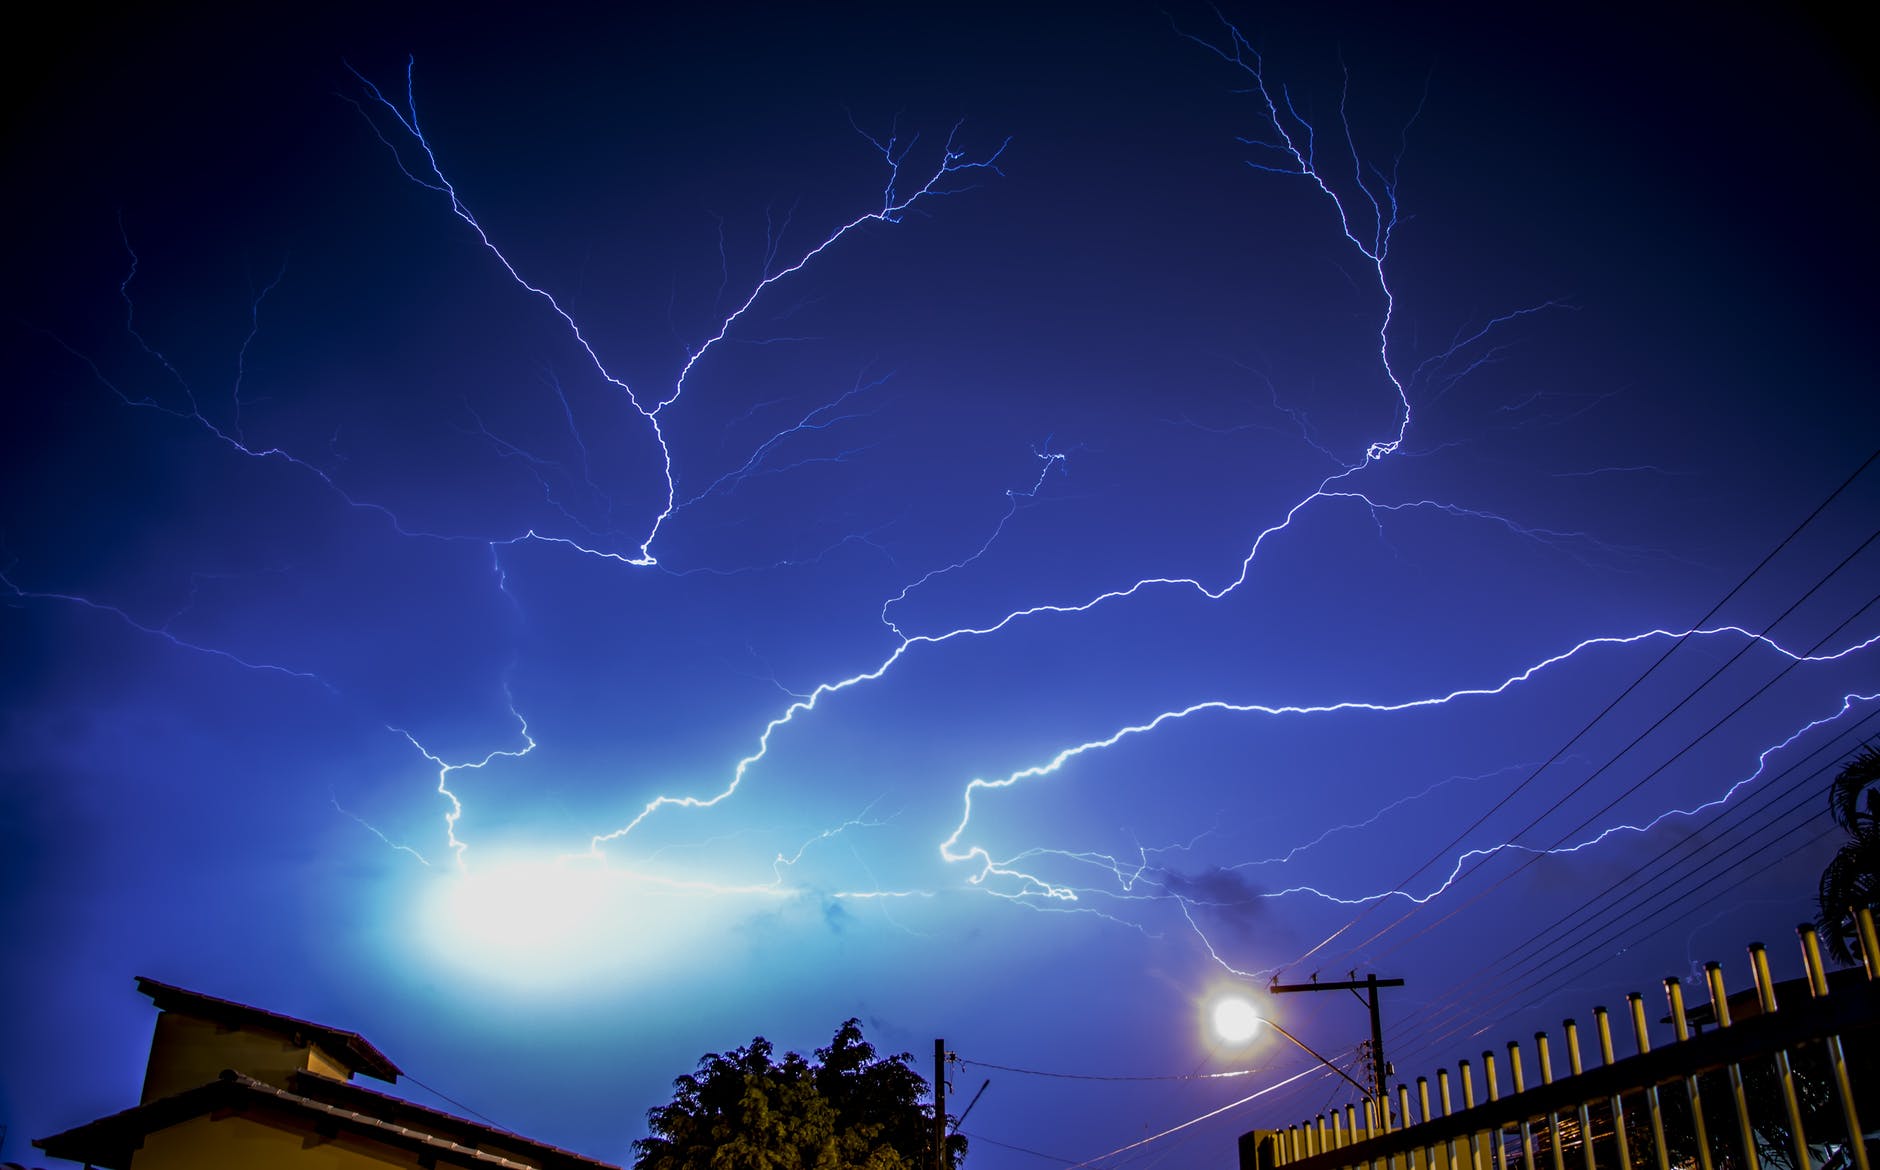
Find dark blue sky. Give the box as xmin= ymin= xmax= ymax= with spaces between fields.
xmin=4 ymin=3 xmax=1876 ymax=1166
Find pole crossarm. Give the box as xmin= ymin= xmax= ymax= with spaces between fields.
xmin=1270 ymin=973 xmax=1406 ymax=1116
xmin=1270 ymin=978 xmax=1406 ymax=993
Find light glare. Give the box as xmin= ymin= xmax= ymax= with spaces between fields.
xmin=1212 ymin=996 xmax=1264 ymax=1045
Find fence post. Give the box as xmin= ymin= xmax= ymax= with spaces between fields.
xmin=1507 ymin=1040 xmax=1535 ymax=1170
xmin=1440 ymin=1068 xmax=1461 ymax=1170
xmin=1750 ymin=941 xmax=1812 ymax=1170
xmin=1626 ymin=993 xmax=1671 ymax=1170
xmin=1461 ymin=1060 xmax=1485 ymax=1170
xmin=1704 ymin=960 xmax=1762 ymax=1170
xmin=1664 ymin=977 xmax=1715 ymax=1170
xmin=1485 ymin=1051 xmax=1509 ymax=1170
xmin=1593 ymin=1007 xmax=1633 ymax=1170
xmin=1563 ymin=1020 xmax=1596 ymax=1170
xmin=1798 ymin=923 xmax=1870 ymax=1170
xmin=1536 ymin=1033 xmax=1567 ymax=1170
xmin=1398 ymin=1085 xmax=1419 ymax=1170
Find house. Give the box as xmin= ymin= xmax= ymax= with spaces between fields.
xmin=34 ymin=976 xmax=622 ymax=1170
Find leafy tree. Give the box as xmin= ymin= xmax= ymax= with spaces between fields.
xmin=633 ymin=1020 xmax=965 ymax=1170
xmin=1817 ymin=744 xmax=1880 ymax=965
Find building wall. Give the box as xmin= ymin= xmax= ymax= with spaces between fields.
xmin=141 ymin=1012 xmax=352 ymax=1101
xmin=131 ymin=1112 xmax=418 ymax=1170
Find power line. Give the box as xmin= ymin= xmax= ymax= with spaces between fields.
xmin=1386 ymin=711 xmax=1878 ymax=1070
xmin=1334 ymin=528 xmax=1878 ymax=969
xmin=1279 ymin=446 xmax=1880 ymax=975
xmin=956 ymin=1057 xmax=1259 ymax=1082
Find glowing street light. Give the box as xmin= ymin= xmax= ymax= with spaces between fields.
xmin=1213 ymin=995 xmax=1265 ymax=1045
xmin=1209 ymin=991 xmax=1371 ymax=1098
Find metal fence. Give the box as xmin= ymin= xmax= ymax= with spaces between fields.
xmin=1241 ymin=913 xmax=1880 ymax=1170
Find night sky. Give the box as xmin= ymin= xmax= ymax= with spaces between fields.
xmin=4 ymin=4 xmax=1876 ymax=1166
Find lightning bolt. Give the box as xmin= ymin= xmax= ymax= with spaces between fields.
xmin=344 ymin=57 xmax=1009 ymax=566
xmin=15 ymin=16 xmax=1872 ymax=1020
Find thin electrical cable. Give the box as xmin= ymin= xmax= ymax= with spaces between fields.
xmin=1389 ymin=768 xmax=1860 ymax=1072
xmin=957 ymin=1058 xmax=1260 ymax=1082
xmin=960 ymin=1130 xmax=1079 ymax=1165
xmin=1361 ymin=588 xmax=1877 ymax=976
xmin=1389 ymin=709 xmax=1880 ymax=1063
xmin=1063 ymin=1064 xmax=1321 ymax=1169
xmin=1389 ymin=708 xmax=1877 ymax=1047
xmin=1279 ymin=447 xmax=1879 ymax=975
xmin=1336 ymin=538 xmax=1878 ymax=967
xmin=399 ymin=1071 xmax=502 ymax=1127
xmin=1389 ymin=818 xmax=1846 ymax=1082
xmin=1360 ymin=578 xmax=1878 ymax=1068
xmin=1395 ymin=685 xmax=1880 ymax=1035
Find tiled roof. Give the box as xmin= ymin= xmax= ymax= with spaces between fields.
xmin=35 ymin=1070 xmax=623 ymax=1170
xmin=135 ymin=975 xmax=401 ymax=1082
xmin=287 ymin=1070 xmax=624 ymax=1170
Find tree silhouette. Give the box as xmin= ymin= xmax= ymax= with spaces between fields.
xmin=633 ymin=1020 xmax=963 ymax=1170
xmin=1817 ymin=744 xmax=1880 ymax=965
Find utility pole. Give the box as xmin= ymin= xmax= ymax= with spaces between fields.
xmin=933 ymin=1038 xmax=948 ymax=1170
xmin=1269 ymin=973 xmax=1405 ymax=1126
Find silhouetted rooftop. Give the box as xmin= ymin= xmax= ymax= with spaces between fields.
xmin=36 ymin=1070 xmax=623 ymax=1170
xmin=135 ymin=975 xmax=402 ymax=1083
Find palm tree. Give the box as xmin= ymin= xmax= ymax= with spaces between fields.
xmin=1816 ymin=743 xmax=1880 ymax=965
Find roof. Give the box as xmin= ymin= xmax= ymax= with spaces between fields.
xmin=284 ymin=1071 xmax=625 ymax=1170
xmin=135 ymin=975 xmax=402 ymax=1082
xmin=35 ymin=1070 xmax=623 ymax=1170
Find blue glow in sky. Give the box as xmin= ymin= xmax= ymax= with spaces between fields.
xmin=3 ymin=4 xmax=1876 ymax=1166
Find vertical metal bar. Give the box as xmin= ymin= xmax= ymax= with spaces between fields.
xmin=1858 ymin=907 xmax=1880 ymax=980
xmin=1594 ymin=1007 xmax=1633 ymax=1170
xmin=1334 ymin=1104 xmax=1346 ymax=1150
xmin=1462 ymin=1060 xmax=1485 ymax=1170
xmin=1799 ymin=923 xmax=1874 ymax=1170
xmin=1417 ymin=1077 xmax=1435 ymax=1170
xmin=1486 ymin=1051 xmax=1509 ymax=1170
xmin=1399 ymin=1085 xmax=1420 ymax=1170
xmin=1564 ymin=1020 xmax=1596 ymax=1170
xmin=1665 ymin=977 xmax=1715 ymax=1170
xmin=1509 ymin=1041 xmax=1536 ymax=1170
xmin=1441 ymin=1068 xmax=1462 ymax=1170
xmin=1705 ymin=960 xmax=1762 ymax=1170
xmin=1751 ymin=942 xmax=1812 ymax=1170
xmin=1537 ymin=1033 xmax=1567 ymax=1170
xmin=1627 ymin=993 xmax=1671 ymax=1170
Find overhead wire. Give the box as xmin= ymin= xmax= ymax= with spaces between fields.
xmin=1279 ymin=447 xmax=1880 ymax=976
xmin=1376 ymin=582 xmax=1880 ymax=1031
xmin=1330 ymin=526 xmax=1879 ymax=970
xmin=1388 ymin=704 xmax=1880 ymax=1067
xmin=957 ymin=1058 xmax=1260 ymax=1082
xmin=1378 ymin=693 xmax=1879 ymax=1072
xmin=1255 ymin=451 xmax=1880 ymax=1104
